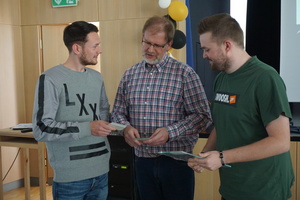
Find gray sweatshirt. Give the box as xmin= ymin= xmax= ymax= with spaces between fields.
xmin=32 ymin=64 xmax=110 ymax=182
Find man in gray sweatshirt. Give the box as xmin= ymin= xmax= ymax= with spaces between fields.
xmin=32 ymin=21 xmax=115 ymax=200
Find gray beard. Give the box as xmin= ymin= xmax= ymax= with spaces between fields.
xmin=143 ymin=55 xmax=161 ymax=65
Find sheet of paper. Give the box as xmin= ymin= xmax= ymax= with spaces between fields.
xmin=134 ymin=137 xmax=150 ymax=141
xmin=11 ymin=123 xmax=33 ymax=130
xmin=157 ymin=151 xmax=203 ymax=162
xmin=158 ymin=151 xmax=231 ymax=167
xmin=109 ymin=122 xmax=126 ymax=131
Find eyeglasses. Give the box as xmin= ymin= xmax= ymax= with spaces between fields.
xmin=142 ymin=40 xmax=168 ymax=50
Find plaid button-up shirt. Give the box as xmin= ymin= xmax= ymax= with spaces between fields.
xmin=111 ymin=54 xmax=212 ymax=158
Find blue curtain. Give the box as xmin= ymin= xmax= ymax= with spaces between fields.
xmin=185 ymin=0 xmax=194 ymax=68
xmin=185 ymin=0 xmax=229 ymax=101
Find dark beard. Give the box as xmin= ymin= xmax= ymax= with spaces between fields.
xmin=211 ymin=58 xmax=230 ymax=72
xmin=79 ymin=54 xmax=97 ymax=66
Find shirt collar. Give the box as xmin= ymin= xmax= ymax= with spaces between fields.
xmin=143 ymin=53 xmax=169 ymax=72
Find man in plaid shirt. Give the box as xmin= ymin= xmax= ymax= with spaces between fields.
xmin=111 ymin=16 xmax=212 ymax=200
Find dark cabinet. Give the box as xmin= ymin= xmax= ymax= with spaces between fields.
xmin=107 ymin=135 xmax=139 ymax=200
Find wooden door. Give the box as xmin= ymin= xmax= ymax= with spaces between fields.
xmin=41 ymin=25 xmax=68 ymax=72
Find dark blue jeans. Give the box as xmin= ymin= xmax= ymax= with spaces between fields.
xmin=52 ymin=173 xmax=108 ymax=200
xmin=135 ymin=155 xmax=194 ymax=200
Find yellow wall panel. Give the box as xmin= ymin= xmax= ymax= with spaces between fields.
xmin=0 ymin=24 xmax=25 ymax=184
xmin=21 ymin=0 xmax=99 ymax=25
xmin=20 ymin=0 xmax=40 ymax=25
xmin=41 ymin=25 xmax=69 ymax=71
xmin=290 ymin=142 xmax=297 ymax=200
xmin=0 ymin=24 xmax=25 ymax=127
xmin=0 ymin=0 xmax=21 ymax=25
xmin=22 ymin=26 xmax=42 ymax=122
xmin=98 ymin=0 xmax=166 ymax=20
xmin=100 ymin=19 xmax=145 ymax=107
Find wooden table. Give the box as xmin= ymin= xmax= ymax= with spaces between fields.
xmin=0 ymin=128 xmax=46 ymax=200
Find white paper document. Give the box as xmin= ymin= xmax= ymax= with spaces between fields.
xmin=11 ymin=123 xmax=33 ymax=130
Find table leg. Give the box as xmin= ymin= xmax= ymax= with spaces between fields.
xmin=0 ymin=146 xmax=3 ymax=200
xmin=23 ymin=148 xmax=30 ymax=200
xmin=38 ymin=142 xmax=46 ymax=200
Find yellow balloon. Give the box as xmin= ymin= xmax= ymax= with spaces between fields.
xmin=167 ymin=48 xmax=177 ymax=59
xmin=168 ymin=1 xmax=188 ymax=21
xmin=168 ymin=52 xmax=177 ymax=59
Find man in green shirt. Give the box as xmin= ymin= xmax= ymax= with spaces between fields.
xmin=188 ymin=13 xmax=294 ymax=200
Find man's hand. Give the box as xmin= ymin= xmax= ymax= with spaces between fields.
xmin=142 ymin=127 xmax=169 ymax=146
xmin=187 ymin=157 xmax=205 ymax=173
xmin=90 ymin=120 xmax=116 ymax=137
xmin=188 ymin=151 xmax=222 ymax=172
xmin=123 ymin=126 xmax=142 ymax=147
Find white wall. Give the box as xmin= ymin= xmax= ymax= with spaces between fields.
xmin=280 ymin=0 xmax=300 ymax=102
xmin=230 ymin=0 xmax=247 ymax=46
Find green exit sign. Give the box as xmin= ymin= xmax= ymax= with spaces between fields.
xmin=52 ymin=0 xmax=78 ymax=8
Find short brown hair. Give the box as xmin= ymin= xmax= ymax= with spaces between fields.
xmin=198 ymin=13 xmax=244 ymax=48
xmin=142 ymin=16 xmax=175 ymax=43
xmin=63 ymin=21 xmax=98 ymax=52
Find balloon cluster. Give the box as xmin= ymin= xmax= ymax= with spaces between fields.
xmin=159 ymin=0 xmax=188 ymax=50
